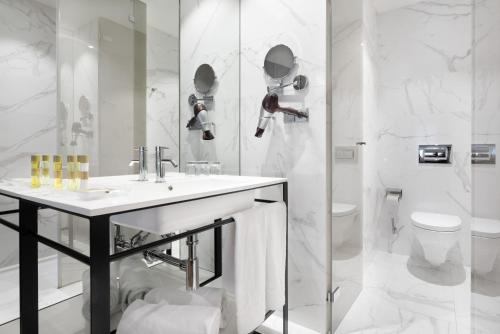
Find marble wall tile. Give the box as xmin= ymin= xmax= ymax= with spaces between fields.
xmin=363 ymin=0 xmax=472 ymax=265
xmin=240 ymin=0 xmax=327 ymax=331
xmin=0 ymin=0 xmax=57 ymax=268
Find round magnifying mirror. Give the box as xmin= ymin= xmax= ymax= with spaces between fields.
xmin=264 ymin=44 xmax=295 ymax=79
xmin=194 ymin=64 xmax=216 ymax=94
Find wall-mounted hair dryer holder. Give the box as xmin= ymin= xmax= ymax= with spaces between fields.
xmin=188 ymin=94 xmax=214 ymax=106
xmin=186 ymin=102 xmax=215 ymax=140
xmin=187 ymin=117 xmax=215 ymax=132
xmin=267 ymin=74 xmax=309 ymax=93
xmin=284 ymin=108 xmax=309 ymax=123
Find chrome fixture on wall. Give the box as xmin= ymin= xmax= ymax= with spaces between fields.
xmin=256 ymin=44 xmax=310 ymax=137
xmin=472 ymin=144 xmax=496 ymax=164
xmin=187 ymin=64 xmax=217 ymax=140
xmin=186 ymin=103 xmax=215 ymax=140
xmin=418 ymin=145 xmax=452 ymax=164
xmin=255 ymin=93 xmax=308 ymax=137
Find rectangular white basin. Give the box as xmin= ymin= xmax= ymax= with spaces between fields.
xmin=110 ymin=177 xmax=255 ymax=234
xmin=0 ymin=174 xmax=286 ymax=226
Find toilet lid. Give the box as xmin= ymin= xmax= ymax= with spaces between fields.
xmin=333 ymin=202 xmax=357 ymax=217
xmin=411 ymin=211 xmax=462 ymax=232
xmin=472 ymin=218 xmax=500 ymax=238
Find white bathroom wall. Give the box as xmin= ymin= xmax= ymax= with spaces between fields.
xmin=363 ymin=1 xmax=472 ymax=264
xmin=0 ymin=0 xmax=58 ymax=268
xmin=179 ymin=0 xmax=240 ymax=175
xmin=240 ymin=0 xmax=327 ymax=331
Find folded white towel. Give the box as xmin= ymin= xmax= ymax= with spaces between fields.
xmin=145 ymin=286 xmax=227 ymax=328
xmin=265 ymin=202 xmax=287 ymax=311
xmin=116 ymin=300 xmax=221 ymax=334
xmin=118 ymin=256 xmax=177 ymax=311
xmin=224 ymin=205 xmax=268 ymax=334
xmin=81 ymin=269 xmax=120 ymax=321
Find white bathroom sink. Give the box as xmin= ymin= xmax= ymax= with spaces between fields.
xmin=110 ymin=176 xmax=256 ymax=234
xmin=0 ymin=174 xmax=285 ymax=234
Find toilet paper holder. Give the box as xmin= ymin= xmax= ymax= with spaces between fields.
xmin=386 ymin=188 xmax=402 ymax=201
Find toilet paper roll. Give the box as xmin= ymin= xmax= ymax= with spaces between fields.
xmin=386 ymin=193 xmax=400 ymax=203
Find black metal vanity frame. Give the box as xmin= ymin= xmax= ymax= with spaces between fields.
xmin=0 ymin=181 xmax=288 ymax=334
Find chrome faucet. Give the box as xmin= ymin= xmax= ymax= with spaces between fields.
xmin=129 ymin=146 xmax=148 ymax=181
xmin=155 ymin=146 xmax=178 ymax=183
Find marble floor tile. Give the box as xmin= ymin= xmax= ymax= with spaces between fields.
xmin=337 ymin=251 xmax=470 ymax=334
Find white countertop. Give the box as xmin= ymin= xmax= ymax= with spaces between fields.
xmin=0 ymin=174 xmax=286 ymax=217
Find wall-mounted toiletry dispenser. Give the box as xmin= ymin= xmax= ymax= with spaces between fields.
xmin=187 ymin=64 xmax=217 ymax=140
xmin=418 ymin=145 xmax=452 ymax=164
xmin=472 ymin=144 xmax=496 ymax=164
xmin=335 ymin=146 xmax=358 ymax=162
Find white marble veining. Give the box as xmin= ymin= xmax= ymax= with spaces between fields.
xmin=362 ymin=0 xmax=472 ymax=266
xmin=0 ymin=0 xmax=58 ymax=269
xmin=240 ymin=0 xmax=327 ymax=332
xmin=336 ymin=251 xmax=470 ymax=334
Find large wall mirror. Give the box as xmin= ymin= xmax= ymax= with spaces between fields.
xmin=57 ymin=0 xmax=239 ymax=289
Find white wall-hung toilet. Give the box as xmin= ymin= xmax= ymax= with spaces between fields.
xmin=332 ymin=202 xmax=358 ymax=248
xmin=472 ymin=217 xmax=500 ymax=276
xmin=411 ymin=211 xmax=462 ymax=266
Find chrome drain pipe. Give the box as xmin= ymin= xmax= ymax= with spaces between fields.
xmin=186 ymin=234 xmax=199 ymax=291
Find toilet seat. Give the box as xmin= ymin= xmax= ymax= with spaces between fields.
xmin=472 ymin=218 xmax=500 ymax=239
xmin=411 ymin=211 xmax=462 ymax=232
xmin=333 ymin=203 xmax=357 ymax=217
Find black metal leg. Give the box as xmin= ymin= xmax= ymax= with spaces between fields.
xmin=19 ymin=200 xmax=39 ymax=334
xmin=90 ymin=215 xmax=110 ymax=334
xmin=283 ymin=182 xmax=288 ymax=334
xmin=214 ymin=226 xmax=222 ymax=277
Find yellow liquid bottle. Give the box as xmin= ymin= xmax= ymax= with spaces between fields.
xmin=41 ymin=155 xmax=50 ymax=186
xmin=31 ymin=155 xmax=41 ymax=188
xmin=53 ymin=155 xmax=62 ymax=189
xmin=77 ymin=155 xmax=89 ymax=190
xmin=67 ymin=155 xmax=78 ymax=191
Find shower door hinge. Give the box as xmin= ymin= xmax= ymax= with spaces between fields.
xmin=326 ymin=287 xmax=340 ymax=303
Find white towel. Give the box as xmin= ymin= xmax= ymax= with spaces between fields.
xmin=265 ymin=202 xmax=287 ymax=311
xmin=145 ymin=286 xmax=227 ymax=328
xmin=81 ymin=269 xmax=121 ymax=321
xmin=223 ymin=205 xmax=268 ymax=334
xmin=118 ymin=256 xmax=177 ymax=311
xmin=116 ymin=300 xmax=221 ymax=334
